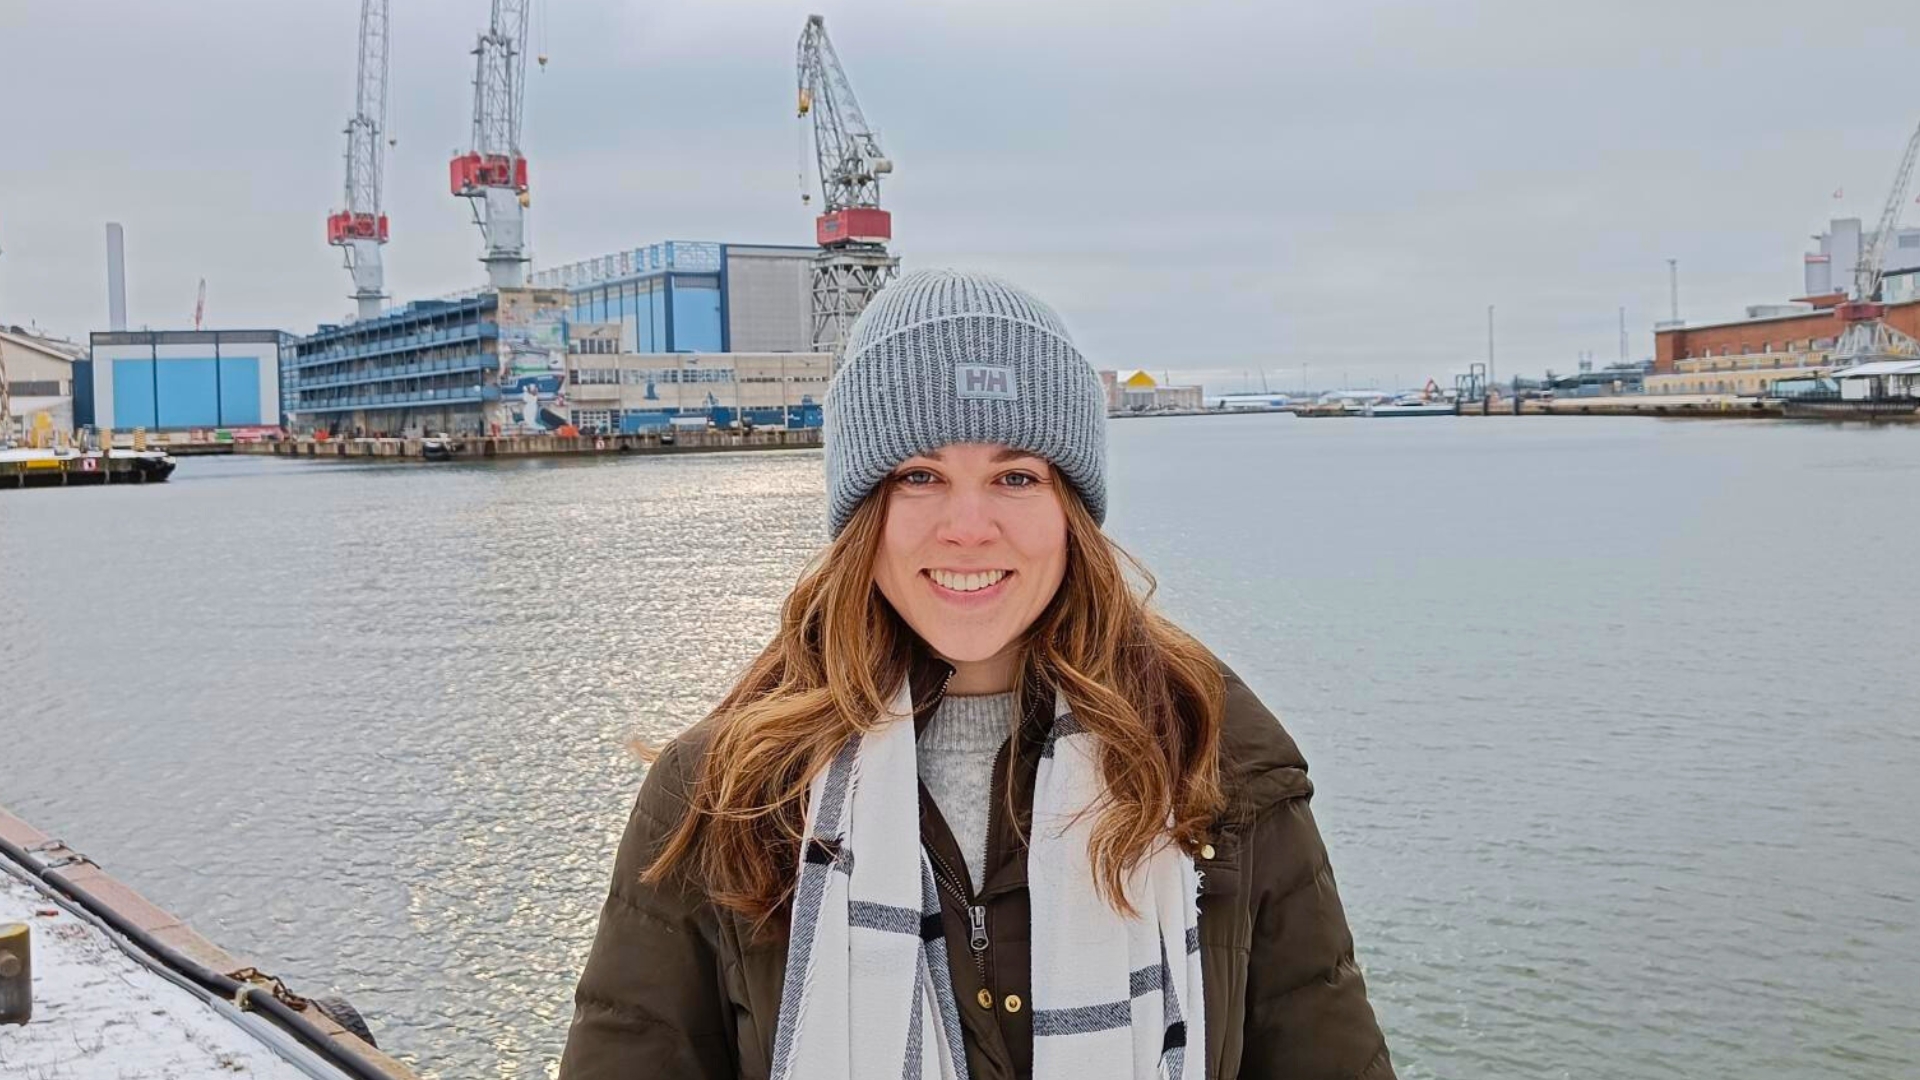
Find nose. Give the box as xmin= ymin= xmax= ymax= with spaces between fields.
xmin=935 ymin=483 xmax=999 ymax=547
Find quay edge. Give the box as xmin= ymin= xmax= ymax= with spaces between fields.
xmin=0 ymin=802 xmax=416 ymax=1079
xmin=242 ymin=426 xmax=823 ymax=461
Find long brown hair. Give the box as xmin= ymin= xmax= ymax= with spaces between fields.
xmin=642 ymin=473 xmax=1226 ymax=927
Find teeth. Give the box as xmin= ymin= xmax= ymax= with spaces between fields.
xmin=930 ymin=569 xmax=1008 ymax=593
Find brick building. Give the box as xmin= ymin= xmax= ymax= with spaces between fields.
xmin=1649 ymin=287 xmax=1920 ymax=396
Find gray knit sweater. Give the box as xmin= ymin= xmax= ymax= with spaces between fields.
xmin=917 ymin=692 xmax=1016 ymax=891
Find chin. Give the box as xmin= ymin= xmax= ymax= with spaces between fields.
xmin=919 ymin=630 xmax=1018 ymax=666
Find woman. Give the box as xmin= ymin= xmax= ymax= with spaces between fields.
xmin=560 ymin=270 xmax=1393 ymax=1080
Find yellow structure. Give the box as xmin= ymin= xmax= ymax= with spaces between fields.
xmin=1103 ymin=369 xmax=1203 ymax=412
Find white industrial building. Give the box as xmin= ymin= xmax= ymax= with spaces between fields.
xmin=1 ymin=326 xmax=85 ymax=437
xmin=1804 ymin=217 xmax=1920 ymax=296
xmin=562 ymin=332 xmax=833 ymax=433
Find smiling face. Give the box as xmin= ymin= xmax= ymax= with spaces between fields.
xmin=872 ymin=443 xmax=1070 ymax=693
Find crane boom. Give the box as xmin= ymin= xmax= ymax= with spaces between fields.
xmin=473 ymin=0 xmax=531 ymax=160
xmin=452 ymin=0 xmax=533 ymax=288
xmin=326 ymin=0 xmax=391 ymax=319
xmin=1854 ymin=119 xmax=1920 ymax=300
xmin=796 ymin=14 xmax=899 ymax=358
xmin=797 ymin=15 xmax=891 ymax=215
xmin=1831 ymin=117 xmax=1920 ymax=365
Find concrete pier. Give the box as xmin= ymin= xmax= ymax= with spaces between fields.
xmin=251 ymin=426 xmax=824 ymax=461
xmin=0 ymin=804 xmax=414 ymax=1078
xmin=0 ymin=451 xmax=176 ymax=489
xmin=1456 ymin=395 xmax=1783 ymax=419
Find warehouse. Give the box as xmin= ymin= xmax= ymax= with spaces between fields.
xmin=536 ymin=241 xmax=814 ymax=354
xmin=564 ymin=348 xmax=830 ymax=433
xmin=79 ymin=329 xmax=289 ymax=433
xmin=1649 ymin=290 xmax=1920 ymax=396
xmin=283 ymin=240 xmax=824 ymax=436
xmin=1 ymin=326 xmax=84 ymax=437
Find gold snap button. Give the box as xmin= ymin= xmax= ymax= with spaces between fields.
xmin=1200 ymin=843 xmax=1216 ymax=860
xmin=1003 ymin=993 xmax=1023 ymax=1013
xmin=976 ymin=988 xmax=994 ymax=1010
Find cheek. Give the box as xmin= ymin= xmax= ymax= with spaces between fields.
xmin=874 ymin=500 xmax=925 ymax=599
xmin=1012 ymin=506 xmax=1069 ymax=596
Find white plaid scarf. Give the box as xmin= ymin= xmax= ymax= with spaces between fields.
xmin=770 ymin=683 xmax=1206 ymax=1080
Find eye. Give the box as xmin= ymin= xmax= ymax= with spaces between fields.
xmin=999 ymin=470 xmax=1044 ymax=489
xmin=894 ymin=468 xmax=939 ymax=487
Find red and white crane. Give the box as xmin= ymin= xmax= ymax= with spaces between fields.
xmin=797 ymin=14 xmax=898 ymax=358
xmin=326 ymin=0 xmax=392 ymax=320
xmin=1832 ymin=119 xmax=1920 ymax=365
xmin=451 ymin=0 xmax=533 ymax=288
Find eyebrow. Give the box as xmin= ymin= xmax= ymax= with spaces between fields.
xmin=918 ymin=447 xmax=1046 ymax=464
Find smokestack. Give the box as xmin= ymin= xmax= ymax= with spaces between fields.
xmin=106 ymin=223 xmax=127 ymax=331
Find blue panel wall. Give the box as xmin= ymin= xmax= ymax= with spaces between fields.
xmin=672 ymin=283 xmax=723 ymax=352
xmin=156 ymin=358 xmax=219 ymax=428
xmin=72 ymin=360 xmax=96 ymax=426
xmin=650 ymin=289 xmax=666 ymax=352
xmin=113 ymin=359 xmax=157 ymax=428
xmin=620 ymin=411 xmax=672 ymax=433
xmin=219 ymin=358 xmax=262 ymax=425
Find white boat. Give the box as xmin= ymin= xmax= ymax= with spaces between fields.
xmin=1212 ymin=393 xmax=1294 ymax=411
xmin=420 ymin=434 xmax=464 ymax=461
xmin=1362 ymin=398 xmax=1455 ymax=417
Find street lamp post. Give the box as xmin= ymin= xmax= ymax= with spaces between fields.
xmin=1487 ymin=304 xmax=1496 ymax=387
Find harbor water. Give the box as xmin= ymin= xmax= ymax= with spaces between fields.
xmin=2 ymin=414 xmax=1916 ymax=1079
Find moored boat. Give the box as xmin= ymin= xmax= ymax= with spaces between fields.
xmin=1362 ymin=397 xmax=1456 ymax=417
xmin=0 ymin=447 xmax=177 ymax=489
xmin=420 ymin=434 xmax=464 ymax=461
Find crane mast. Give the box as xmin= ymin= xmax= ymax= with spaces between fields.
xmin=451 ymin=0 xmax=533 ymax=288
xmin=797 ymin=14 xmax=898 ymax=359
xmin=327 ymin=0 xmax=391 ymax=320
xmin=1832 ymin=118 xmax=1920 ymax=365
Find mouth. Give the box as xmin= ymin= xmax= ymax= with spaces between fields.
xmin=924 ymin=568 xmax=1013 ymax=599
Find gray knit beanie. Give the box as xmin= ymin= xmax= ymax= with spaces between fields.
xmin=823 ymin=269 xmax=1108 ymax=536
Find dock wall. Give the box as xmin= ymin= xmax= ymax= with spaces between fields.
xmin=249 ymin=427 xmax=824 ymax=461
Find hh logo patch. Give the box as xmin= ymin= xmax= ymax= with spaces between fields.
xmin=955 ymin=365 xmax=1018 ymax=401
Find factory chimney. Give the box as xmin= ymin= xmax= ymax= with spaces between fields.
xmin=106 ymin=223 xmax=128 ymax=332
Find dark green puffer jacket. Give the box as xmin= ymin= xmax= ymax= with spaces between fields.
xmin=560 ymin=663 xmax=1395 ymax=1079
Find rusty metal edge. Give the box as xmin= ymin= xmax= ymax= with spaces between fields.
xmin=0 ymin=802 xmax=418 ymax=1079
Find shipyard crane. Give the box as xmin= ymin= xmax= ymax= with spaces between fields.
xmin=1832 ymin=118 xmax=1920 ymax=365
xmin=326 ymin=0 xmax=391 ymax=320
xmin=452 ymin=0 xmax=533 ymax=288
xmin=797 ymin=14 xmax=899 ymax=358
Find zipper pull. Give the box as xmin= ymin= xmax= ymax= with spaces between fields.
xmin=968 ymin=905 xmax=989 ymax=953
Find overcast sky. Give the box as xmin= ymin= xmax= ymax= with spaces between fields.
xmin=4 ymin=0 xmax=1918 ymax=390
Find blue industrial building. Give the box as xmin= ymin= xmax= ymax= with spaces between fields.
xmin=282 ymin=294 xmax=500 ymax=435
xmin=79 ymin=330 xmax=291 ymax=433
xmin=284 ymin=240 xmax=817 ymax=436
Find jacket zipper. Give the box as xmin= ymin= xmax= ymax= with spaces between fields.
xmin=918 ymin=664 xmax=1012 ymax=991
